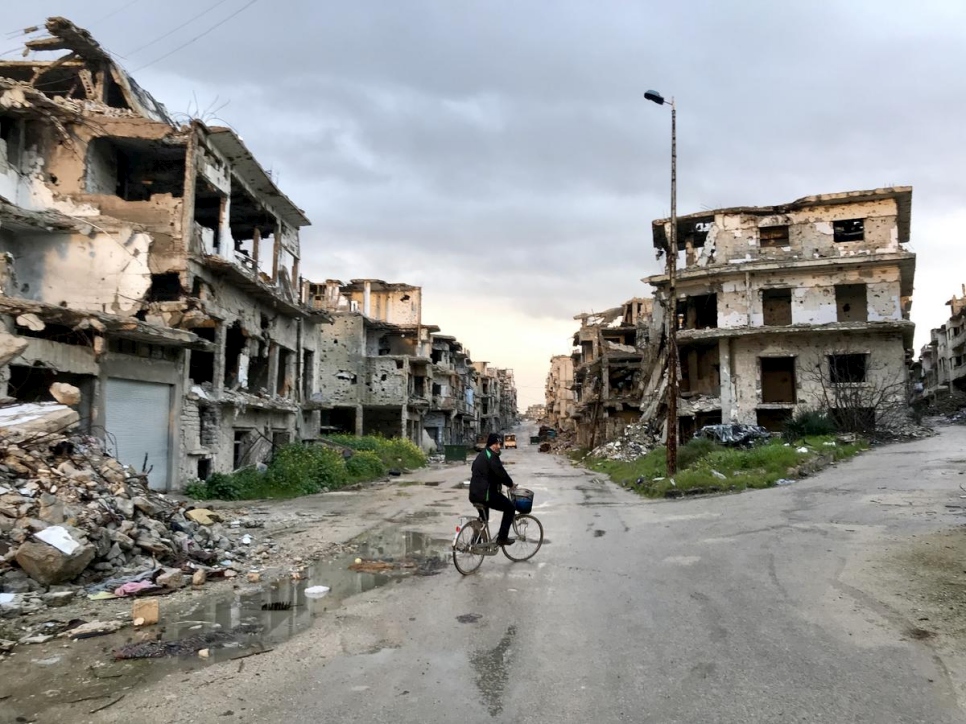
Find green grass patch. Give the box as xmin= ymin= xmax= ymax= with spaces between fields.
xmin=583 ymin=435 xmax=868 ymax=499
xmin=185 ymin=435 xmax=425 ymax=501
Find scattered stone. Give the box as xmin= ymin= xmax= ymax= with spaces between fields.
xmin=132 ymin=598 xmax=159 ymax=626
xmin=64 ymin=620 xmax=124 ymax=640
xmin=43 ymin=590 xmax=75 ymax=607
xmin=19 ymin=634 xmax=53 ymax=645
xmin=156 ymin=568 xmax=184 ymax=589
xmin=192 ymin=569 xmax=207 ymax=587
xmin=246 ymin=572 xmax=260 ymax=583
xmin=186 ymin=508 xmax=220 ymax=526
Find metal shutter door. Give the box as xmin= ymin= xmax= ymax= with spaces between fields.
xmin=105 ymin=379 xmax=172 ymax=491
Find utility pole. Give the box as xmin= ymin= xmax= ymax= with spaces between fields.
xmin=645 ymin=90 xmax=678 ymax=476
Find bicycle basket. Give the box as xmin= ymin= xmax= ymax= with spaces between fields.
xmin=510 ymin=488 xmax=534 ymax=514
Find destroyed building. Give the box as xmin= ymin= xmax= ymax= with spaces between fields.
xmin=568 ymin=298 xmax=653 ymax=447
xmin=544 ymin=355 xmax=575 ymax=432
xmin=918 ymin=285 xmax=966 ymax=398
xmin=306 ymin=280 xmax=515 ymax=450
xmin=0 ymin=18 xmax=329 ymax=490
xmin=524 ymin=403 xmax=546 ymax=421
xmin=473 ymin=363 xmax=518 ymax=437
xmin=644 ymin=186 xmax=916 ymax=439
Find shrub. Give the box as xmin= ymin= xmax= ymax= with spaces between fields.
xmin=677 ymin=438 xmax=720 ymax=470
xmin=327 ymin=434 xmax=426 ymax=470
xmin=784 ymin=409 xmax=837 ymax=440
xmin=346 ymin=450 xmax=387 ymax=481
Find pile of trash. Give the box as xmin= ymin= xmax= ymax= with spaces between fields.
xmin=694 ymin=424 xmax=771 ymax=447
xmin=588 ymin=421 xmax=663 ymax=462
xmin=0 ymin=403 xmax=258 ymax=616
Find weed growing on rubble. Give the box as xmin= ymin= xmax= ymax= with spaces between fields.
xmin=587 ymin=435 xmax=868 ymax=498
xmin=185 ymin=435 xmax=424 ymax=500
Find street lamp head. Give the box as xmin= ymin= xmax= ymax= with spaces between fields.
xmin=644 ymin=90 xmax=665 ymax=105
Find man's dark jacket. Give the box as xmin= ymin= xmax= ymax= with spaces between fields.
xmin=469 ymin=448 xmax=514 ymax=502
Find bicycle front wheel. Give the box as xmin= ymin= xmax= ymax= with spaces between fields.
xmin=502 ymin=514 xmax=543 ymax=562
xmin=453 ymin=520 xmax=486 ymax=575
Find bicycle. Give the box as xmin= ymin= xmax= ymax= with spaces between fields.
xmin=452 ymin=487 xmax=544 ymax=575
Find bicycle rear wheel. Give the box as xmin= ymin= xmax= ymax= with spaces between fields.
xmin=453 ymin=520 xmax=487 ymax=575
xmin=502 ymin=514 xmax=543 ymax=562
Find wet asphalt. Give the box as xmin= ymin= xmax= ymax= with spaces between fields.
xmin=88 ymin=426 xmax=966 ymax=723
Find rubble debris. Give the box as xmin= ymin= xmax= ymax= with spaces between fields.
xmin=694 ymin=424 xmax=771 ymax=447
xmin=0 ymin=427 xmax=259 ymax=619
xmin=587 ymin=421 xmax=663 ymax=462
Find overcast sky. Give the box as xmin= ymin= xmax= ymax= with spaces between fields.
xmin=4 ymin=1 xmax=965 ymax=408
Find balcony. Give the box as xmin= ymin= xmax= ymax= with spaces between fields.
xmin=432 ymin=395 xmax=458 ymax=411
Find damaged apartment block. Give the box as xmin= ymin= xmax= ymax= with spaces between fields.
xmin=645 ymin=186 xmax=916 ymax=439
xmin=918 ymin=285 xmax=966 ymax=400
xmin=305 ymin=279 xmax=517 ymax=452
xmin=568 ymin=298 xmax=653 ymax=448
xmin=0 ymin=18 xmax=329 ymax=490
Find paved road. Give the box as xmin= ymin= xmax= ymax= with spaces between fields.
xmin=97 ymin=427 xmax=966 ymax=723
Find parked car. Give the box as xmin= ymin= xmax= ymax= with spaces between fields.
xmin=503 ymin=433 xmax=517 ymax=449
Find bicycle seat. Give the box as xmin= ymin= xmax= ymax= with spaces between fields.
xmin=472 ymin=503 xmax=488 ymax=520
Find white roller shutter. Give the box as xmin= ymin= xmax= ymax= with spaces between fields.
xmin=105 ymin=379 xmax=172 ymax=491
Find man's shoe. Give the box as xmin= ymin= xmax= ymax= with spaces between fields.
xmin=496 ymin=537 xmax=516 ymax=546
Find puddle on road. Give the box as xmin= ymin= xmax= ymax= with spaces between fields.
xmin=138 ymin=529 xmax=449 ymax=663
xmin=471 ymin=624 xmax=517 ymax=717
xmin=0 ymin=529 xmax=448 ymax=721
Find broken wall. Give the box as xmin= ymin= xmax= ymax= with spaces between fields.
xmin=0 ymin=227 xmax=153 ymax=315
xmin=316 ymin=314 xmax=365 ymax=406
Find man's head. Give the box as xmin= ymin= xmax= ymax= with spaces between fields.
xmin=486 ymin=433 xmax=502 ymax=451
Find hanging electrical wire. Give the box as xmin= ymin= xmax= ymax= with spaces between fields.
xmin=92 ymin=0 xmax=147 ymax=24
xmin=131 ymin=0 xmax=260 ymax=73
xmin=123 ymin=0 xmax=232 ymax=57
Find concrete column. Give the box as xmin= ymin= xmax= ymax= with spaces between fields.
xmin=363 ymin=281 xmax=372 ymax=317
xmin=267 ymin=343 xmax=279 ymax=396
xmin=213 ymin=324 xmax=227 ymax=394
xmin=355 ymin=404 xmax=364 ymax=436
xmin=718 ymin=337 xmax=734 ymax=422
xmin=217 ymin=196 xmax=231 ymax=256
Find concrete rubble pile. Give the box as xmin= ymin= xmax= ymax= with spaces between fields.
xmin=587 ymin=421 xmax=663 ymax=462
xmin=0 ymin=403 xmax=256 ymax=617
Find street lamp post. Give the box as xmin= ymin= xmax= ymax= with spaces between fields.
xmin=645 ymin=90 xmax=678 ymax=476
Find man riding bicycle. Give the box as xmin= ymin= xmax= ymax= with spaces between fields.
xmin=469 ymin=433 xmax=516 ymax=546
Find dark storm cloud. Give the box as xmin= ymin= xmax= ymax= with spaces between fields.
xmin=3 ymin=0 xmax=965 ymax=336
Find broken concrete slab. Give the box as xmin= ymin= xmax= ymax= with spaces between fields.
xmin=0 ymin=402 xmax=79 ymax=436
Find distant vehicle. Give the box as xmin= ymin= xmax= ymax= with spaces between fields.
xmin=503 ymin=433 xmax=517 ymax=449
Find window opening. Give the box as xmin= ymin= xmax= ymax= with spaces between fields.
xmin=833 ymin=219 xmax=864 ymax=243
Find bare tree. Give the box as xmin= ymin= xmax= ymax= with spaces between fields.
xmin=799 ymin=349 xmax=911 ymax=435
